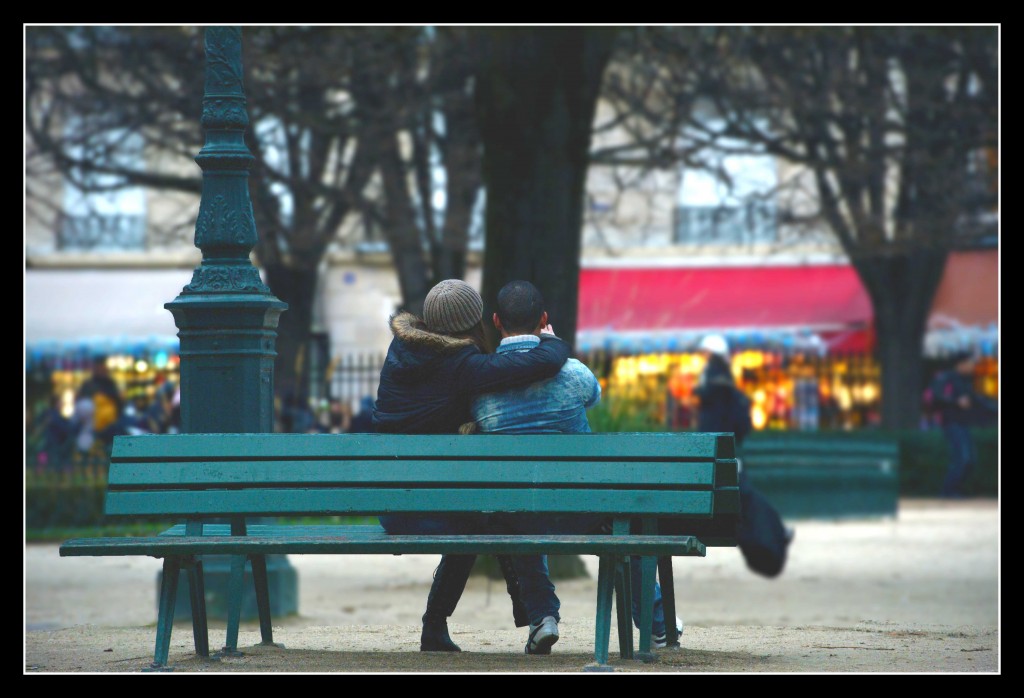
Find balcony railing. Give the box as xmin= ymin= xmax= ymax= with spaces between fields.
xmin=57 ymin=214 xmax=146 ymax=251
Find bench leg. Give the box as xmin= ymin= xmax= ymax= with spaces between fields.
xmin=220 ymin=555 xmax=247 ymax=657
xmin=592 ymin=554 xmax=615 ymax=668
xmin=185 ymin=558 xmax=210 ymax=658
xmin=148 ymin=557 xmax=181 ymax=671
xmin=614 ymin=558 xmax=633 ymax=659
xmin=250 ymin=554 xmax=280 ymax=647
xmin=657 ymin=556 xmax=680 ymax=649
xmin=637 ymin=555 xmax=657 ymax=662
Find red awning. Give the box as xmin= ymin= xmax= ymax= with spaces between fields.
xmin=577 ymin=264 xmax=874 ymax=353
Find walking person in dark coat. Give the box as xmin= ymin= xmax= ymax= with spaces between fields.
xmin=925 ymin=351 xmax=998 ymax=498
xmin=693 ymin=334 xmax=793 ymax=578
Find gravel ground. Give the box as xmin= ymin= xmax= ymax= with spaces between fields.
xmin=24 ymin=498 xmax=1000 ymax=674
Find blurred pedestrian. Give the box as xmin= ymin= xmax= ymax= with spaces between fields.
xmin=347 ymin=396 xmax=375 ymax=433
xmin=123 ymin=397 xmax=151 ymax=435
xmin=692 ymin=334 xmax=794 ymax=578
xmin=169 ymin=384 xmax=181 ymax=433
xmin=311 ymin=399 xmax=333 ymax=434
xmin=70 ymin=395 xmax=97 ymax=462
xmin=327 ymin=398 xmax=351 ymax=434
xmin=76 ymin=355 xmax=127 ymax=447
xmin=925 ymin=351 xmax=998 ymax=498
xmin=144 ymin=379 xmax=178 ymax=434
xmin=32 ymin=395 xmax=73 ymax=472
xmin=280 ymin=390 xmax=317 ymax=434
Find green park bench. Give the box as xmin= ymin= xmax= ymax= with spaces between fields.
xmin=740 ymin=434 xmax=900 ymax=519
xmin=59 ymin=430 xmax=739 ymax=671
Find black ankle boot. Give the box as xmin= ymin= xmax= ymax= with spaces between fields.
xmin=496 ymin=555 xmax=530 ymax=628
xmin=420 ymin=614 xmax=460 ymax=652
xmin=419 ymin=555 xmax=475 ymax=652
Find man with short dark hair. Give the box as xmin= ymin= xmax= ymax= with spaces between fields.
xmin=473 ymin=280 xmax=600 ymax=434
xmin=472 ymin=280 xmax=677 ymax=654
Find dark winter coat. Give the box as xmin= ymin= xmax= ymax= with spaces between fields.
xmin=695 ymin=355 xmax=753 ymax=447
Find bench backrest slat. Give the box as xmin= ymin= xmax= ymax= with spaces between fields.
xmin=111 ymin=432 xmax=735 ymax=461
xmin=741 ymin=439 xmax=898 ymax=459
xmin=105 ymin=488 xmax=739 ymax=518
xmin=108 ymin=460 xmax=718 ymax=488
xmin=105 ymin=433 xmax=739 ymax=521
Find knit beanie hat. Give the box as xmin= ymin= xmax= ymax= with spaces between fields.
xmin=423 ymin=279 xmax=484 ymax=334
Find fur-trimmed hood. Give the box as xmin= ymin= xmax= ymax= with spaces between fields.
xmin=389 ymin=312 xmax=474 ymax=353
xmin=384 ymin=312 xmax=475 ymax=384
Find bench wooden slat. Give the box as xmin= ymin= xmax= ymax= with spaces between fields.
xmin=111 ymin=432 xmax=735 ymax=461
xmin=158 ymin=524 xmax=386 ymax=537
xmin=155 ymin=523 xmax=739 ymax=546
xmin=105 ymin=487 xmax=723 ymax=517
xmin=741 ymin=439 xmax=898 ymax=458
xmin=108 ymin=459 xmax=720 ymax=488
xmin=59 ymin=533 xmax=707 ymax=558
xmin=741 ymin=456 xmax=897 ymax=469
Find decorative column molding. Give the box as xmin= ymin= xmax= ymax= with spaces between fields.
xmin=166 ymin=26 xmax=286 ymax=435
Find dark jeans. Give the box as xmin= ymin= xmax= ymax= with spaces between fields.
xmin=378 ymin=513 xmax=550 ymax=624
xmin=380 ymin=513 xmax=667 ymax=632
xmin=941 ymin=423 xmax=976 ymax=498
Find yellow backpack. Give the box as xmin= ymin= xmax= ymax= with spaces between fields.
xmin=93 ymin=392 xmax=118 ymax=432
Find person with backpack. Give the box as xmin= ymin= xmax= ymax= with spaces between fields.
xmin=924 ymin=351 xmax=998 ymax=498
xmin=75 ymin=356 xmax=127 ymax=448
xmin=692 ymin=335 xmax=794 ymax=578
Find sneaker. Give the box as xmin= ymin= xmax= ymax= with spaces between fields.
xmin=525 ymin=616 xmax=559 ymax=655
xmin=652 ymin=617 xmax=684 ymax=648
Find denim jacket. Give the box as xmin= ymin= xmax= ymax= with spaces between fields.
xmin=471 ymin=335 xmax=601 ymax=433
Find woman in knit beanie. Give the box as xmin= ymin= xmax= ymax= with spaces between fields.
xmin=372 ymin=279 xmax=571 ymax=653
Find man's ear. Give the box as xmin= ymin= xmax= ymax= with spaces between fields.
xmin=493 ymin=313 xmax=502 ymax=331
xmin=537 ymin=311 xmax=549 ymax=331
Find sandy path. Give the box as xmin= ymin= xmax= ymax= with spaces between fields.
xmin=24 ymin=498 xmax=999 ymax=673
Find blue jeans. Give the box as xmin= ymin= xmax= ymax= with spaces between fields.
xmin=491 ymin=513 xmax=666 ymax=634
xmin=941 ymin=423 xmax=976 ymax=498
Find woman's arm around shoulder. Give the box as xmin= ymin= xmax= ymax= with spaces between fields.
xmin=456 ymin=329 xmax=570 ymax=395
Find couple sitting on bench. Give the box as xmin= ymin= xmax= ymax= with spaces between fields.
xmin=372 ymin=278 xmax=678 ymax=656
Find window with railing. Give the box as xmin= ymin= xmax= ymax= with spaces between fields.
xmin=674 ymin=116 xmax=780 ymax=245
xmin=58 ymin=213 xmax=147 ymax=251
xmin=673 ymin=201 xmax=777 ymax=245
xmin=60 ymin=119 xmax=147 ymax=251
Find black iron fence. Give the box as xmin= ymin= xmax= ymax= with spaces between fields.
xmin=326 ymin=352 xmax=385 ymax=410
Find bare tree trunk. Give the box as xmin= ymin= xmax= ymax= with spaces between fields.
xmin=263 ymin=262 xmax=319 ymax=407
xmin=432 ymin=100 xmax=480 ymax=283
xmin=378 ymin=134 xmax=432 ymax=317
xmin=475 ymin=28 xmax=617 ymax=350
xmin=856 ymin=251 xmax=948 ymax=430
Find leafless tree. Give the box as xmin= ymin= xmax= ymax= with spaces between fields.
xmin=26 ymin=26 xmax=483 ymax=399
xmin=594 ymin=26 xmax=998 ymax=429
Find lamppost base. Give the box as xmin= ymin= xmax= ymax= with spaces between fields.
xmin=156 ymin=554 xmax=298 ymax=622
